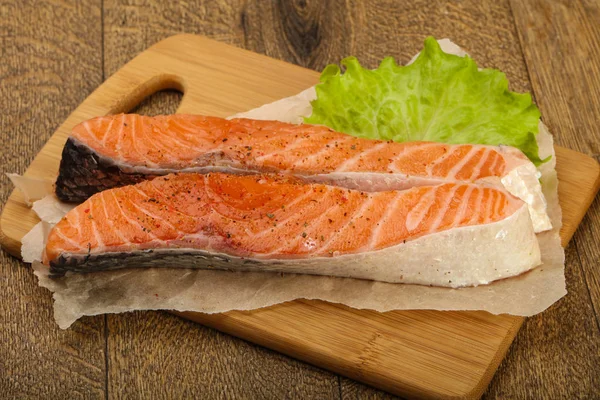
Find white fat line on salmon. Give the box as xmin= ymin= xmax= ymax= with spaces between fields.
xmin=446 ymin=146 xmax=479 ymax=180
xmin=222 ymin=123 xmax=292 ymax=149
xmin=367 ymin=194 xmax=402 ymax=250
xmin=138 ymin=117 xmax=182 ymax=164
xmin=199 ymin=174 xmax=254 ymax=236
xmin=167 ymin=117 xmax=204 ymax=141
xmin=480 ymin=189 xmax=494 ymax=225
xmin=82 ymin=120 xmax=104 ymax=148
xmin=177 ymin=117 xmax=222 ymax=142
xmin=100 ymin=115 xmax=116 ymax=147
xmin=137 ymin=115 xmax=164 ymax=168
xmin=249 ymin=188 xmax=317 ymax=240
xmin=152 ymin=119 xmax=197 ymax=150
xmin=151 ymin=118 xmax=201 ymax=161
xmin=405 ymin=186 xmax=438 ymax=232
xmin=144 ymin=179 xmax=210 ymax=221
xmin=108 ymin=189 xmax=158 ymax=241
xmin=483 ymin=190 xmax=498 ymax=224
xmin=290 ymin=137 xmax=354 ymax=169
xmin=196 ymin=176 xmax=257 ymax=237
xmin=486 ymin=151 xmax=502 ymax=176
xmin=387 ymin=142 xmax=438 ymax=174
xmin=253 ymin=131 xmax=326 ymax=163
xmin=128 ymin=115 xmax=158 ymax=169
xmin=53 ymin=226 xmax=86 ymax=252
xmin=129 ymin=186 xmax=182 ymax=235
xmin=492 ymin=187 xmax=504 ymax=218
xmin=265 ymin=187 xmax=340 ymax=255
xmin=152 ymin=118 xmax=197 ymax=150
xmin=425 ymin=145 xmax=459 ymax=176
xmin=142 ymin=177 xmax=223 ymax=222
xmin=145 ymin=177 xmax=175 ymax=201
xmin=88 ymin=200 xmax=105 ymax=249
xmin=170 ymin=233 xmax=218 ymax=251
xmin=115 ymin=114 xmax=126 ymax=157
xmin=335 ymin=142 xmax=388 ymax=172
xmin=450 ymin=185 xmax=475 ymax=228
xmin=100 ymin=191 xmax=131 ymax=245
xmin=62 ymin=209 xmax=81 ymax=237
xmin=71 ymin=201 xmax=83 ymax=237
xmin=128 ymin=115 xmax=142 ymax=166
xmin=467 ymin=187 xmax=485 ymax=225
xmin=318 ymin=196 xmax=376 ymax=255
xmin=482 ymin=189 xmax=495 ymax=224
xmin=427 ymin=184 xmax=461 ymax=234
xmin=468 ymin=148 xmax=492 ymax=181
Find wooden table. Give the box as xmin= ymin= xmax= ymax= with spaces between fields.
xmin=1 ymin=1 xmax=599 ymax=398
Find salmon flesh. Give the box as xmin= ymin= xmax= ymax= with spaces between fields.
xmin=44 ymin=173 xmax=541 ymax=287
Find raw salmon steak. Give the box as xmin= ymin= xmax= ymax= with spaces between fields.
xmin=55 ymin=114 xmax=550 ymax=232
xmin=44 ymin=173 xmax=541 ymax=287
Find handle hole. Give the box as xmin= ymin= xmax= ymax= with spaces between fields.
xmin=130 ymin=89 xmax=183 ymax=116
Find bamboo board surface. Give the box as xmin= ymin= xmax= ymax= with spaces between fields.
xmin=1 ymin=35 xmax=599 ymax=400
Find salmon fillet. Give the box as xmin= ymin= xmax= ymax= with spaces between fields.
xmin=44 ymin=173 xmax=541 ymax=287
xmin=55 ymin=114 xmax=550 ymax=232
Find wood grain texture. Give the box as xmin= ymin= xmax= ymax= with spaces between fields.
xmin=103 ymin=0 xmax=247 ymax=76
xmin=108 ymin=311 xmax=340 ymax=399
xmin=0 ymin=1 xmax=106 ymax=399
xmin=2 ymin=32 xmax=599 ymax=400
xmin=1 ymin=0 xmax=600 ymax=399
xmin=485 ymin=1 xmax=600 ymax=398
xmin=242 ymin=0 xmax=533 ymax=92
xmin=485 ymin=244 xmax=600 ymax=398
xmin=510 ymin=0 xmax=600 ymax=330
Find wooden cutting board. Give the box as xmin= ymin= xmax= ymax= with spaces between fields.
xmin=1 ymin=34 xmax=599 ymax=400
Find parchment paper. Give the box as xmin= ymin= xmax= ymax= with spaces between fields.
xmin=13 ymin=42 xmax=565 ymax=329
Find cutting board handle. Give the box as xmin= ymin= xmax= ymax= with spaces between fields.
xmin=76 ymin=41 xmax=195 ymax=116
xmin=59 ymin=33 xmax=319 ymax=123
xmin=82 ymin=71 xmax=184 ymax=115
xmin=52 ymin=35 xmax=229 ymax=144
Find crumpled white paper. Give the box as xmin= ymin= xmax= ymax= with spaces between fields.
xmin=6 ymin=173 xmax=53 ymax=205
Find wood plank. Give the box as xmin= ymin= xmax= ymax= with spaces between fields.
xmin=241 ymin=0 xmax=359 ymax=72
xmin=241 ymin=0 xmax=532 ymax=94
xmin=2 ymin=1 xmax=599 ymax=397
xmin=510 ymin=0 xmax=600 ymax=326
xmin=108 ymin=311 xmax=340 ymax=399
xmin=485 ymin=244 xmax=600 ymax=398
xmin=0 ymin=1 xmax=106 ymax=398
xmin=484 ymin=1 xmax=600 ymax=398
xmin=101 ymin=2 xmax=341 ymax=398
xmin=103 ymin=0 xmax=247 ymax=76
xmin=1 ymin=33 xmax=598 ymax=399
xmin=339 ymin=377 xmax=396 ymax=400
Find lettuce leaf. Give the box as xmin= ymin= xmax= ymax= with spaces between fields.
xmin=305 ymin=37 xmax=547 ymax=165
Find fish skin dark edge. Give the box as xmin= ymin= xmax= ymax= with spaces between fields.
xmin=55 ymin=138 xmax=150 ymax=202
xmin=48 ymin=248 xmax=287 ymax=277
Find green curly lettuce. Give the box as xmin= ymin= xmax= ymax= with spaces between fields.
xmin=305 ymin=37 xmax=548 ymax=165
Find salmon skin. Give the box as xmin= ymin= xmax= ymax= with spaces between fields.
xmin=45 ymin=173 xmax=541 ymax=287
